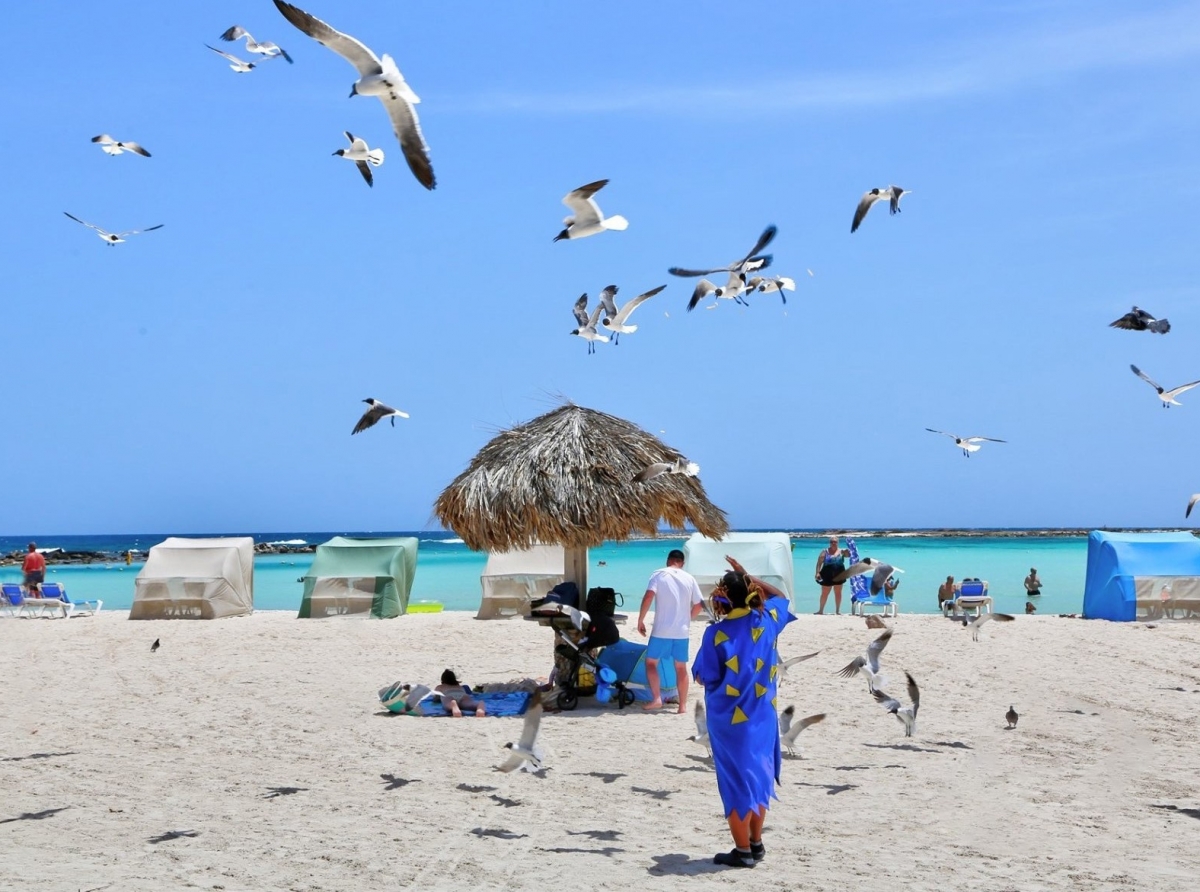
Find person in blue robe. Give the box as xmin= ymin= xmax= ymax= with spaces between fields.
xmin=691 ymin=556 xmax=796 ymax=868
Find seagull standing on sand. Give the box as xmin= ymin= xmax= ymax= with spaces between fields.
xmin=779 ymin=706 xmax=826 ymax=756
xmin=633 ymin=457 xmax=699 ymax=483
xmin=272 ymin=0 xmax=435 ymax=190
xmin=600 ymin=284 xmax=666 ymax=344
xmin=872 ymin=672 xmax=919 ymax=737
xmin=1110 ymin=306 xmax=1170 ymax=334
xmin=837 ymin=628 xmax=892 ymax=693
xmin=1006 ymin=705 xmax=1019 ymax=729
xmin=205 ymin=44 xmax=257 ymax=72
xmin=851 ymin=186 xmax=910 ymax=233
xmin=962 ymin=612 xmax=1015 ymax=641
xmin=91 ymin=135 xmax=150 ymax=157
xmin=63 ymin=212 xmax=163 ymax=246
xmin=497 ymin=699 xmax=544 ymax=772
xmin=1130 ymin=365 xmax=1200 ymax=408
xmin=220 ymin=26 xmax=294 ymax=63
xmin=670 ymin=225 xmax=777 ymax=311
xmin=1187 ymin=494 xmax=1200 ymax=519
xmin=688 ymin=700 xmax=711 ymax=756
xmin=570 ymin=295 xmax=609 ymax=354
xmin=554 ymin=180 xmax=628 ymax=241
xmin=352 ymin=398 xmax=409 ymax=434
xmin=333 ymin=132 xmax=384 ymax=187
xmin=926 ymin=429 xmax=1006 ymax=457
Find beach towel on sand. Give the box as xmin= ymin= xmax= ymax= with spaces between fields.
xmin=380 ymin=689 xmax=532 ymax=717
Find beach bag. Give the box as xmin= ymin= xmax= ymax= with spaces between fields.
xmin=586 ymin=586 xmax=621 ymax=617
xmin=531 ymin=581 xmax=579 ymax=613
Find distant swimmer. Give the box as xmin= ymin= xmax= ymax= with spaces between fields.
xmin=1024 ymin=567 xmax=1042 ymax=597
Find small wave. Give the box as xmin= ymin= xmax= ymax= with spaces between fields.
xmin=422 ymin=536 xmax=465 ymax=544
xmin=266 ymin=539 xmax=307 ymax=546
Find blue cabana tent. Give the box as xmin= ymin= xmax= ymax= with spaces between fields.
xmin=1083 ymin=531 xmax=1200 ymax=621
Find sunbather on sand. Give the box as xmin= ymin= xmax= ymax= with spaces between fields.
xmin=436 ymin=669 xmax=486 ymax=717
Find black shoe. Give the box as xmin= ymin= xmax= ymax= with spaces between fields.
xmin=713 ymin=848 xmax=755 ymax=868
xmin=749 ymin=841 xmax=765 ymax=861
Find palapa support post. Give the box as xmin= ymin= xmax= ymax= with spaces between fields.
xmin=564 ymin=545 xmax=588 ymax=599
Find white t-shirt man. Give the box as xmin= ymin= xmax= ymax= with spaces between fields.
xmin=645 ymin=565 xmax=703 ymax=639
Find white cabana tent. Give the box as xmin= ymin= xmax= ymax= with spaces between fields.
xmin=477 ymin=544 xmax=566 ymax=619
xmin=683 ymin=532 xmax=795 ymax=604
xmin=130 ymin=537 xmax=255 ymax=619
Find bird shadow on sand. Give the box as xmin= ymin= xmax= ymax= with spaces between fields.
xmin=663 ymin=763 xmax=709 ymax=774
xmin=381 ymin=774 xmax=419 ymax=790
xmin=795 ymin=781 xmax=857 ymax=795
xmin=567 ymin=829 xmax=623 ymax=841
xmin=631 ymin=786 xmax=674 ymax=800
xmin=148 ymin=829 xmax=199 ymax=844
xmin=934 ymin=741 xmax=973 ymax=750
xmin=0 ymin=807 xmax=69 ymax=825
xmin=489 ymin=794 xmax=522 ymax=808
xmin=572 ymin=771 xmax=627 ymax=784
xmin=457 ymin=783 xmax=498 ymax=794
xmin=263 ymin=786 xmax=308 ymax=799
xmin=647 ymin=853 xmax=727 ymax=876
xmin=1152 ymin=804 xmax=1200 ymax=820
xmin=832 ymin=765 xmax=873 ymax=771
xmin=539 ymin=845 xmax=624 ymax=857
xmin=470 ymin=827 xmax=528 ymax=840
xmin=863 ymin=743 xmax=942 ymax=754
xmin=0 ymin=751 xmax=79 ymax=763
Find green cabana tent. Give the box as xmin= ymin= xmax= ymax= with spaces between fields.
xmin=298 ymin=536 xmax=418 ymax=619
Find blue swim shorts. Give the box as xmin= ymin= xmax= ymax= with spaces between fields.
xmin=646 ymin=636 xmax=689 ymax=664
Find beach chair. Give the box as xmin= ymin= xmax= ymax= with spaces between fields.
xmin=1 ymin=583 xmax=56 ymax=618
xmin=39 ymin=582 xmax=103 ymax=618
xmin=851 ymin=590 xmax=898 ymax=617
xmin=946 ymin=579 xmax=991 ymax=617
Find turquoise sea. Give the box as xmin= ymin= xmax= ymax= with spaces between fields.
xmin=0 ymin=532 xmax=1089 ymax=615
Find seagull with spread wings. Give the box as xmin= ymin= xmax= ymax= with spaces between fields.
xmin=962 ymin=612 xmax=1015 ymax=642
xmin=1130 ymin=365 xmax=1200 ymax=408
xmin=779 ymin=707 xmax=825 ymax=756
xmin=63 ymin=212 xmax=163 ymax=246
xmin=554 ymin=180 xmax=628 ymax=241
xmin=1110 ymin=306 xmax=1170 ymax=334
xmin=272 ymin=0 xmax=435 ymax=190
xmin=926 ymin=429 xmax=1007 ymax=457
xmin=333 ymin=132 xmax=384 ymax=187
xmin=570 ymin=294 xmax=609 ymax=354
xmin=687 ymin=700 xmax=711 ymax=756
xmin=352 ymin=398 xmax=409 ymax=434
xmin=633 ymin=457 xmax=699 ymax=484
xmin=837 ymin=628 xmax=892 ymax=693
xmin=496 ymin=699 xmax=544 ymax=773
xmin=833 ymin=559 xmax=902 ymax=595
xmin=91 ymin=135 xmax=150 ymax=157
xmin=872 ymin=672 xmax=919 ymax=737
xmin=600 ymin=284 xmax=666 ymax=344
xmin=220 ymin=25 xmax=294 ymax=63
xmin=851 ymin=185 xmax=910 ymax=233
xmin=206 ymin=43 xmax=257 ymax=72
xmin=745 ymin=275 xmax=795 ymax=304
xmin=775 ymin=649 xmax=821 ymax=683
xmin=671 ymin=225 xmax=777 ymax=311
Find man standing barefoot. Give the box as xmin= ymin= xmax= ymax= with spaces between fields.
xmin=637 ymin=549 xmax=703 ymax=713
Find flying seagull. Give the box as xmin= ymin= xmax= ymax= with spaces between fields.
xmin=851 ymin=186 xmax=910 ymax=233
xmin=63 ymin=212 xmax=163 ymax=246
xmin=1005 ymin=705 xmax=1019 ymax=729
xmin=496 ymin=699 xmax=544 ymax=772
xmin=779 ymin=706 xmax=826 ymax=756
xmin=272 ymin=0 xmax=435 ymax=190
xmin=150 ymin=638 xmax=160 ymax=653
xmin=1110 ymin=306 xmax=1169 ymax=334
xmin=91 ymin=135 xmax=150 ymax=157
xmin=554 ymin=180 xmax=628 ymax=241
xmin=926 ymin=429 xmax=1006 ymax=457
xmin=600 ymin=284 xmax=666 ymax=344
xmin=833 ymin=559 xmax=901 ymax=595
xmin=872 ymin=671 xmax=919 ymax=737
xmin=220 ymin=25 xmax=294 ymax=63
xmin=205 ymin=44 xmax=256 ymax=73
xmin=775 ymin=650 xmax=821 ymax=683
xmin=962 ymin=612 xmax=1015 ymax=641
xmin=333 ymin=131 xmax=384 ymax=186
xmin=746 ymin=275 xmax=795 ymax=304
xmin=1187 ymin=494 xmax=1200 ymax=519
xmin=687 ymin=700 xmax=710 ymax=756
xmin=352 ymin=398 xmax=409 ymax=434
xmin=837 ymin=628 xmax=892 ymax=693
xmin=570 ymin=294 xmax=609 ymax=354
xmin=671 ymin=225 xmax=777 ymax=311
xmin=633 ymin=457 xmax=699 ymax=484
xmin=1130 ymin=365 xmax=1200 ymax=408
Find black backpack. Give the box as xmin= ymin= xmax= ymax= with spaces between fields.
xmin=586 ymin=586 xmax=622 ymax=617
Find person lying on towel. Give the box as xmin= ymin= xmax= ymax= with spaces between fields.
xmin=436 ymin=669 xmax=486 ymax=717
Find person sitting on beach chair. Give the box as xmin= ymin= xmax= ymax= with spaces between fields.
xmin=435 ymin=669 xmax=486 ymax=717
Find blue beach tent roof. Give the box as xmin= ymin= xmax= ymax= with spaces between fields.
xmin=1083 ymin=531 xmax=1200 ymax=621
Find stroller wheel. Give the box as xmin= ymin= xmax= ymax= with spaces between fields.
xmin=617 ymin=688 xmax=636 ymax=709
xmin=558 ymin=689 xmax=579 ymax=711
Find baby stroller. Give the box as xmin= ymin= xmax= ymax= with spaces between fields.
xmin=553 ymin=593 xmax=635 ymax=710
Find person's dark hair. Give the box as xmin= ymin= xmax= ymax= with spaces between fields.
xmin=28 ymin=542 xmax=36 ymax=550
xmin=440 ymin=669 xmax=459 ymax=686
xmin=720 ymin=570 xmax=763 ymax=611
xmin=667 ymin=549 xmax=685 ymax=564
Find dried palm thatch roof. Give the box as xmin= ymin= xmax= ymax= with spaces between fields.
xmin=435 ymin=404 xmax=728 ymax=552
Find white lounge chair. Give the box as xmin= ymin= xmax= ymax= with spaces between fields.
xmin=944 ymin=579 xmax=991 ymax=617
xmin=36 ymin=583 xmax=103 ymax=618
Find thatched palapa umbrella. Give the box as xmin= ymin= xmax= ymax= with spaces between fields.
xmin=435 ymin=404 xmax=728 ymax=592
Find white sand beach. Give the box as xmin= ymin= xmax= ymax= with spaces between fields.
xmin=4 ymin=611 xmax=1200 ymax=891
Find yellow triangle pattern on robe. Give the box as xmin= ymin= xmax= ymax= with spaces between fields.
xmin=755 ymin=658 xmax=764 ymax=673
xmin=771 ymin=696 xmax=777 ymax=708
xmin=769 ymin=607 xmax=779 ymax=621
xmin=770 ymin=665 xmax=778 ymax=681
xmin=731 ymin=706 xmax=748 ymax=725
xmin=755 ymin=682 xmax=768 ymax=698
xmin=725 ymin=684 xmax=740 ymax=697
xmin=751 ymin=626 xmax=763 ymax=642
xmin=725 ymin=655 xmax=739 ymax=673
xmin=714 ymin=630 xmax=729 ymax=646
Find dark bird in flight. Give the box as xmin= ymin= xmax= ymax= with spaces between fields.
xmin=1109 ymin=306 xmax=1169 ymax=334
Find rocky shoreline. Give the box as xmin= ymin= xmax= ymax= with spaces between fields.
xmin=0 ymin=541 xmax=317 ymax=566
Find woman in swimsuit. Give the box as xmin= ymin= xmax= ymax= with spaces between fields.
xmin=435 ymin=669 xmax=486 ymax=717
xmin=814 ymin=537 xmax=847 ymax=615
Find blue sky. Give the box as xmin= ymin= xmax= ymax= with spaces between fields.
xmin=5 ymin=1 xmax=1200 ymax=534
